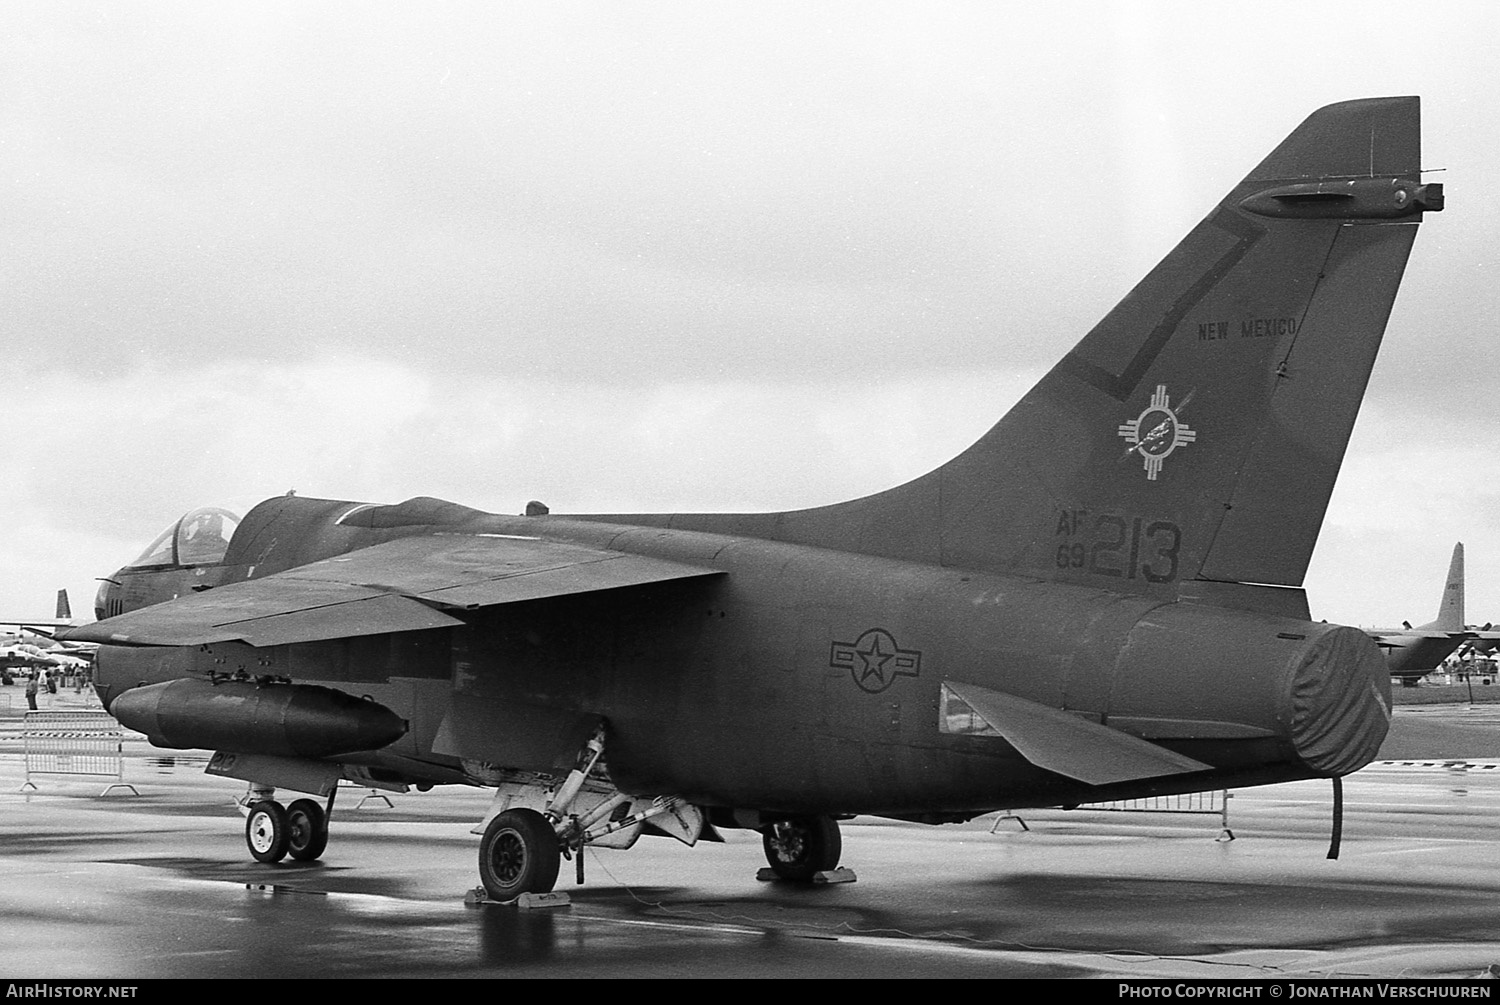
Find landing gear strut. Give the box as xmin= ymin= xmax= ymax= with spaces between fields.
xmin=762 ymin=815 xmax=842 ymax=881
xmin=472 ymin=726 xmax=705 ymax=901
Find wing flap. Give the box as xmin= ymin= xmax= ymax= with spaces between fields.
xmin=942 ymin=680 xmax=1211 ymax=785
xmin=64 ymin=534 xmax=722 ymax=647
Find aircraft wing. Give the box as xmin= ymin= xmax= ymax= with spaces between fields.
xmin=62 ymin=534 xmax=723 ymax=648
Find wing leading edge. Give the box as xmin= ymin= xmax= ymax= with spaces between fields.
xmin=64 ymin=534 xmax=723 ymax=647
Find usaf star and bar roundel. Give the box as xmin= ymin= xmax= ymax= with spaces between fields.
xmin=1118 ymin=384 xmax=1196 ymax=480
xmin=830 ymin=629 xmax=922 ymax=694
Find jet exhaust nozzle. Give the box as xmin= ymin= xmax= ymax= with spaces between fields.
xmin=109 ymin=678 xmax=407 ymax=758
xmin=1113 ymin=608 xmax=1391 ymax=778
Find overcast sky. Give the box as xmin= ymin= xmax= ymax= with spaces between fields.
xmin=4 ymin=1 xmax=1498 ymax=628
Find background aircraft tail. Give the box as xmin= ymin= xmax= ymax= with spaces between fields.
xmin=1424 ymin=542 xmax=1464 ymax=631
xmin=659 ymin=97 xmax=1440 ymax=615
xmin=56 ymin=589 xmax=72 ymax=622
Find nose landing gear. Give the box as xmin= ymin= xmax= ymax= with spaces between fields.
xmin=241 ymin=784 xmax=335 ymax=864
xmin=286 ymin=797 xmax=330 ymax=861
xmin=246 ymin=799 xmax=289 ymax=863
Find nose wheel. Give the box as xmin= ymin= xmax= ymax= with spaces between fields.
xmin=286 ymin=798 xmax=330 ymax=861
xmin=242 ymin=786 xmax=335 ymax=864
xmin=246 ymin=800 xmax=290 ymax=863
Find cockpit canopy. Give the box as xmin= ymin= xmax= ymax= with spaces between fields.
xmin=127 ymin=507 xmax=242 ymax=569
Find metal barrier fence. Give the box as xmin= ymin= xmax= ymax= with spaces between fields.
xmin=0 ymin=687 xmax=103 ymax=711
xmin=993 ymin=789 xmax=1233 ymax=840
xmin=21 ymin=710 xmax=139 ymax=796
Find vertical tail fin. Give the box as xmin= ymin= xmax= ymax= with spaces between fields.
xmin=1426 ymin=542 xmax=1464 ymax=632
xmin=55 ymin=589 xmax=72 ymax=622
xmin=716 ymin=97 xmax=1440 ymax=609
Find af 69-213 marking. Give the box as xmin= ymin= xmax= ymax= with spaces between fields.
xmin=1056 ymin=513 xmax=1183 ymax=583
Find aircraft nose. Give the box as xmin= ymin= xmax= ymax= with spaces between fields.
xmin=94 ymin=574 xmax=123 ymax=622
xmin=1287 ymin=625 xmax=1391 ymax=776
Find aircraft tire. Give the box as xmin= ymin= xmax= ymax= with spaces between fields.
xmin=246 ymin=800 xmax=290 ymax=864
xmin=286 ymin=799 xmax=329 ymax=862
xmin=762 ymin=815 xmax=841 ymax=881
xmin=479 ymin=808 xmax=561 ymax=900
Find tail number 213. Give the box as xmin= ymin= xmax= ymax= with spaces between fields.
xmin=1055 ymin=515 xmax=1182 ymax=583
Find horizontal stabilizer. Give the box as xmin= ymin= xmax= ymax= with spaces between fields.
xmin=64 ymin=535 xmax=723 ymax=647
xmin=942 ymin=680 xmax=1211 ymax=785
xmin=0 ymin=617 xmax=74 ymax=631
xmin=1370 ymin=631 xmax=1465 ymax=643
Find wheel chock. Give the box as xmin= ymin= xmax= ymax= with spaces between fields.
xmin=243 ymin=884 xmax=327 ymax=896
xmin=463 ymin=887 xmax=571 ymax=909
xmin=755 ymin=867 xmax=857 ymax=884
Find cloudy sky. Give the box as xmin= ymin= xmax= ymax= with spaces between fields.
xmin=3 ymin=1 xmax=1498 ymax=629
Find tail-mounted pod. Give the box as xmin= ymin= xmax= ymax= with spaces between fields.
xmin=1240 ymin=177 xmax=1442 ymax=219
xmin=109 ymin=677 xmax=407 ymax=759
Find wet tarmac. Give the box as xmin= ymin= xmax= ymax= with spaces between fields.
xmin=4 ymin=689 xmax=1500 ymax=979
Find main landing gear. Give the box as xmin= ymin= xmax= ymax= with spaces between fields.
xmin=469 ymin=729 xmax=855 ymax=900
xmin=760 ymin=815 xmax=843 ymax=881
xmin=473 ymin=727 xmax=707 ymax=902
xmin=478 ymin=808 xmax=561 ymax=901
xmin=242 ymin=784 xmax=336 ymax=864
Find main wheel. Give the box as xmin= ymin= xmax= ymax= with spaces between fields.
xmin=762 ymin=815 xmax=842 ymax=881
xmin=246 ymin=800 xmax=290 ymax=863
xmin=478 ymin=808 xmax=561 ymax=900
xmin=286 ymin=799 xmax=329 ymax=862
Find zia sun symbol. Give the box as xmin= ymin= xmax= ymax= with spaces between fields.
xmin=1117 ymin=384 xmax=1197 ymax=481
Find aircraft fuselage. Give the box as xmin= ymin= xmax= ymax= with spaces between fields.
xmin=92 ymin=500 xmax=1390 ymax=818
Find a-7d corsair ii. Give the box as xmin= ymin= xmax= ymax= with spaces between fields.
xmin=68 ymin=97 xmax=1440 ymax=900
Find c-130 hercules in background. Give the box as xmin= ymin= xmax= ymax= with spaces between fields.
xmin=68 ymin=97 xmax=1442 ymax=900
